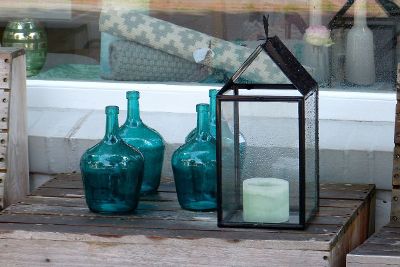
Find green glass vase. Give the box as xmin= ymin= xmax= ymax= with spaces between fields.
xmin=2 ymin=18 xmax=47 ymax=77
xmin=172 ymin=103 xmax=217 ymax=211
xmin=186 ymin=89 xmax=218 ymax=142
xmin=80 ymin=106 xmax=144 ymax=214
xmin=119 ymin=91 xmax=165 ymax=195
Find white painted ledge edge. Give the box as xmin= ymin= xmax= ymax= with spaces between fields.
xmin=27 ymin=80 xmax=396 ymax=122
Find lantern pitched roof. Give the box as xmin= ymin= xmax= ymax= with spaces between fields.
xmin=221 ymin=35 xmax=318 ymax=97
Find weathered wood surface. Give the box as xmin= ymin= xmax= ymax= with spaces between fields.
xmin=0 ymin=48 xmax=29 ymax=209
xmin=391 ymin=64 xmax=400 ymax=224
xmin=4 ymin=53 xmax=29 ymax=207
xmin=0 ymin=173 xmax=375 ymax=267
xmin=347 ymin=225 xmax=400 ymax=267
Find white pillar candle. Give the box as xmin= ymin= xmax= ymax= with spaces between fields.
xmin=309 ymin=0 xmax=322 ymax=26
xmin=243 ymin=178 xmax=289 ymax=223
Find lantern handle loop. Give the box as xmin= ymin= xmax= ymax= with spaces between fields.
xmin=263 ymin=14 xmax=269 ymax=39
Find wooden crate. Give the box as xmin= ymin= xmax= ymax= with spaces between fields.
xmin=0 ymin=48 xmax=29 ymax=209
xmin=0 ymin=174 xmax=375 ymax=267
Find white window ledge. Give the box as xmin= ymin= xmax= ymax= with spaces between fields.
xmin=27 ymin=80 xmax=396 ymax=122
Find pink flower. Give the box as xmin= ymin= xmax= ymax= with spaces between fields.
xmin=304 ymin=25 xmax=333 ymax=46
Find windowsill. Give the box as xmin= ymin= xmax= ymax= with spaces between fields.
xmin=27 ymin=79 xmax=396 ymax=122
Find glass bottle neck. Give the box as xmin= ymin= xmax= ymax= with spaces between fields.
xmin=126 ymin=97 xmax=142 ymax=126
xmin=209 ymin=94 xmax=217 ymax=137
xmin=196 ymin=109 xmax=210 ymax=141
xmin=104 ymin=112 xmax=120 ymax=143
xmin=354 ymin=0 xmax=367 ymax=27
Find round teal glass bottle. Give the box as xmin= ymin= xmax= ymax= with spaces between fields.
xmin=80 ymin=106 xmax=144 ymax=214
xmin=119 ymin=91 xmax=165 ymax=195
xmin=172 ymin=104 xmax=217 ymax=211
xmin=185 ymin=89 xmax=218 ymax=142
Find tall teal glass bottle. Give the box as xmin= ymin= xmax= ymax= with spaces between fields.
xmin=80 ymin=106 xmax=144 ymax=214
xmin=172 ymin=104 xmax=217 ymax=211
xmin=186 ymin=89 xmax=218 ymax=142
xmin=119 ymin=91 xmax=165 ymax=195
xmin=186 ymin=89 xmax=246 ymax=168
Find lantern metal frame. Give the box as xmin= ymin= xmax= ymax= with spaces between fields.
xmin=216 ymin=19 xmax=319 ymax=229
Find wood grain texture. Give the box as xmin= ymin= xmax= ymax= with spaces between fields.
xmin=391 ymin=189 xmax=400 ymax=224
xmin=0 ymin=231 xmax=330 ymax=267
xmin=392 ymin=64 xmax=400 ymax=225
xmin=347 ymin=225 xmax=400 ymax=267
xmin=0 ymin=174 xmax=375 ymax=266
xmin=3 ymin=53 xmax=29 ymax=207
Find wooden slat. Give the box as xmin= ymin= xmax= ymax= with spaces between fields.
xmin=391 ymin=64 xmax=400 ymax=225
xmin=4 ymin=53 xmax=29 ymax=207
xmin=391 ymin=189 xmax=400 ymax=224
xmin=2 ymin=202 xmax=356 ymax=228
xmin=0 ymin=53 xmax=10 ymax=89
xmin=0 ymin=172 xmax=6 ymax=209
xmin=393 ymin=145 xmax=400 ymax=186
xmin=347 ymin=225 xmax=400 ymax=267
xmin=0 ymin=231 xmax=330 ymax=267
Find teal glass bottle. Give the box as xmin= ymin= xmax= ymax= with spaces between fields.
xmin=80 ymin=106 xmax=144 ymax=214
xmin=119 ymin=91 xmax=165 ymax=195
xmin=172 ymin=104 xmax=217 ymax=211
xmin=185 ymin=89 xmax=218 ymax=142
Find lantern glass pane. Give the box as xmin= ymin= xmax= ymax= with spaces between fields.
xmin=220 ymin=101 xmax=238 ymax=218
xmin=234 ymin=46 xmax=290 ymax=85
xmin=239 ymin=88 xmax=302 ymax=97
xmin=305 ymin=91 xmax=318 ymax=221
xmin=220 ymin=99 xmax=303 ymax=226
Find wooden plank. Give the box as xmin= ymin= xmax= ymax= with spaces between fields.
xmin=17 ymin=195 xmax=365 ymax=213
xmin=393 ymin=145 xmax=400 ymax=186
xmin=35 ymin=173 xmax=374 ymax=201
xmin=2 ymin=202 xmax=356 ymax=227
xmin=4 ymin=53 xmax=29 ymax=207
xmin=0 ymin=215 xmax=336 ymax=251
xmin=12 ymin=198 xmax=360 ymax=214
xmin=0 ymin=172 xmax=6 ymax=209
xmin=391 ymin=63 xmax=400 ymax=226
xmin=0 ymin=131 xmax=8 ymax=170
xmin=0 ymin=211 xmax=348 ymax=241
xmin=0 ymin=223 xmax=335 ymax=248
xmin=331 ymin=194 xmax=370 ymax=267
xmin=391 ymin=189 xmax=400 ymax=224
xmin=0 ymin=231 xmax=330 ymax=267
xmin=0 ymin=95 xmax=8 ymax=130
xmin=347 ymin=225 xmax=400 ymax=267
xmin=0 ymin=53 xmax=10 ymax=89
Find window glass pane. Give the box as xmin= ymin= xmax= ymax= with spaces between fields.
xmin=0 ymin=0 xmax=398 ymax=91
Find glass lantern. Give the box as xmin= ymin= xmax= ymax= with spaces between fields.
xmin=216 ymin=19 xmax=319 ymax=229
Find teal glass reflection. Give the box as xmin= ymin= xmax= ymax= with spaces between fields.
xmin=2 ymin=18 xmax=47 ymax=77
xmin=186 ymin=89 xmax=218 ymax=141
xmin=119 ymin=91 xmax=165 ymax=195
xmin=172 ymin=104 xmax=217 ymax=211
xmin=80 ymin=106 xmax=144 ymax=214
